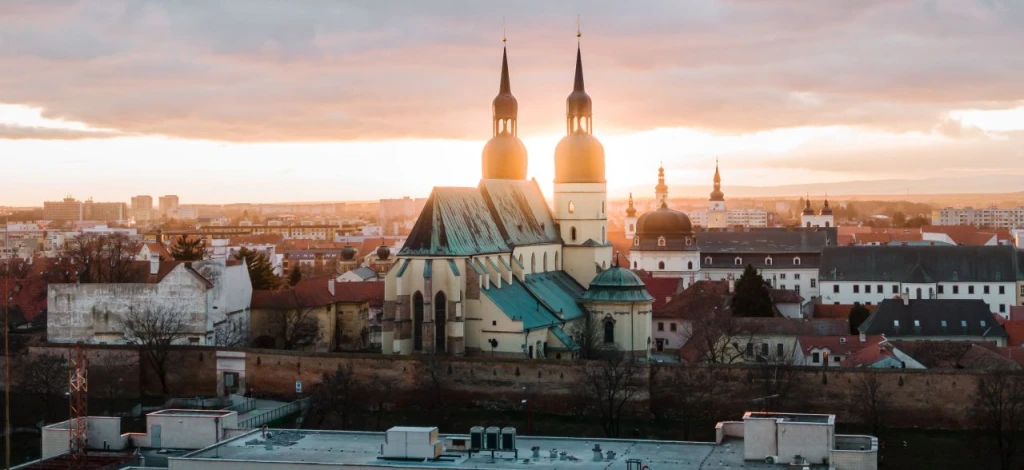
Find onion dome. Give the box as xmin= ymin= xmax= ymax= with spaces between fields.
xmin=482 ymin=46 xmax=528 ymax=180
xmin=341 ymin=244 xmax=356 ymax=261
xmin=581 ymin=265 xmax=654 ymax=303
xmin=802 ymin=197 xmax=815 ymax=216
xmin=376 ymin=244 xmax=391 ymax=260
xmin=709 ymin=161 xmax=724 ymax=202
xmin=626 ymin=193 xmax=637 ymax=217
xmin=820 ymin=197 xmax=833 ymax=215
xmin=636 ymin=202 xmax=693 ymax=236
xmin=554 ymin=46 xmax=605 ymax=184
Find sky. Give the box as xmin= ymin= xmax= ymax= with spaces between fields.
xmin=2 ymin=0 xmax=1024 ymax=206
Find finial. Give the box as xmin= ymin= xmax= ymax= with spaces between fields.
xmin=502 ymin=17 xmax=507 ymax=44
xmin=576 ymin=15 xmax=581 ymax=40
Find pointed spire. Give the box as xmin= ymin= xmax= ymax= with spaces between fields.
xmin=714 ymin=158 xmax=721 ymax=183
xmin=626 ymin=192 xmax=637 ymax=217
xmin=499 ymin=46 xmax=511 ymax=94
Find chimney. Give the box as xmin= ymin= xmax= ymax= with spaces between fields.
xmin=328 ymin=278 xmax=335 ymax=296
xmin=149 ymin=252 xmax=160 ymax=276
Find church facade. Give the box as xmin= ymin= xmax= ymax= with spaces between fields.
xmin=382 ymin=42 xmax=652 ymax=359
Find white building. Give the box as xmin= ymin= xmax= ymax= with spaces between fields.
xmin=933 ymin=206 xmax=1024 ymax=229
xmin=383 ymin=44 xmax=650 ymax=358
xmin=818 ymin=245 xmax=1020 ymax=317
xmin=801 ymin=198 xmax=834 ymax=228
xmin=47 ymin=257 xmax=252 ymax=345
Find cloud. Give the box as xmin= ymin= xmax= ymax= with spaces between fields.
xmin=0 ymin=124 xmax=121 ymax=140
xmin=0 ymin=0 xmax=1021 ymax=141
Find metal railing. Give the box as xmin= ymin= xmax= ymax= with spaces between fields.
xmin=237 ymin=398 xmax=308 ymax=429
xmin=223 ymin=397 xmax=256 ymax=414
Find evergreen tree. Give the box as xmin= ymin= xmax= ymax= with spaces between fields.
xmin=170 ymin=234 xmax=206 ymax=261
xmin=848 ymin=302 xmax=871 ymax=334
xmin=236 ymin=247 xmax=279 ymax=290
xmin=730 ymin=264 xmax=774 ymax=317
xmin=288 ymin=267 xmax=303 ymax=286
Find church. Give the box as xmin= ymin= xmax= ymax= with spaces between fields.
xmin=382 ymin=40 xmax=653 ymax=359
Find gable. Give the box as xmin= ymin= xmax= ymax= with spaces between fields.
xmin=479 ymin=179 xmax=561 ymax=247
xmin=401 ymin=187 xmax=510 ymax=257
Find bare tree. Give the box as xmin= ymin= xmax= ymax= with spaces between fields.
xmin=569 ymin=311 xmax=606 ymax=360
xmin=684 ymin=309 xmax=757 ymax=364
xmin=66 ymin=233 xmax=142 ymax=283
xmin=970 ymin=372 xmax=1024 ymax=470
xmin=17 ymin=354 xmax=68 ymax=422
xmin=849 ymin=371 xmax=889 ymax=436
xmin=277 ymin=291 xmax=323 ymax=350
xmin=89 ymin=352 xmax=139 ymax=416
xmin=1 ymin=258 xmax=30 ymax=279
xmin=747 ymin=360 xmax=797 ymax=412
xmin=309 ymin=363 xmax=363 ymax=430
xmin=370 ymin=374 xmax=399 ymax=430
xmin=214 ymin=315 xmax=250 ymax=347
xmin=579 ymin=350 xmax=647 ymax=438
xmin=421 ymin=356 xmax=450 ymax=429
xmin=120 ymin=305 xmax=195 ymax=397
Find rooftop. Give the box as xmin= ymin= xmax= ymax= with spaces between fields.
xmin=179 ymin=429 xmax=772 ymax=469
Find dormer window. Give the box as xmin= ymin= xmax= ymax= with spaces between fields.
xmin=657 ymin=236 xmax=666 ymax=247
xmin=705 ymin=256 xmax=712 ymax=265
xmin=839 ymin=337 xmax=847 ymax=344
xmin=961 ymin=320 xmax=968 ymax=327
xmin=734 ymin=257 xmax=742 ymax=266
xmin=634 ymin=238 xmax=640 ymax=247
xmin=981 ymin=321 xmax=987 ymax=327
xmin=765 ymin=257 xmax=773 ymax=266
xmin=893 ymin=320 xmax=900 ymax=328
xmin=685 ymin=237 xmax=692 ymax=247
xmin=793 ymin=257 xmax=801 ymax=266
xmin=913 ymin=320 xmax=920 ymax=327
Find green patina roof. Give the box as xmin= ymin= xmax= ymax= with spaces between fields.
xmin=524 ymin=272 xmax=586 ymax=321
xmin=581 ymin=266 xmax=654 ymax=303
xmin=395 ymin=259 xmax=410 ymax=277
xmin=482 ymin=278 xmax=561 ymax=330
xmin=423 ymin=259 xmax=433 ymax=278
xmin=550 ymin=325 xmax=580 ymax=351
xmin=401 ymin=187 xmax=511 ymax=256
xmin=447 ymin=259 xmax=460 ymax=276
xmin=482 ymin=271 xmax=587 ymax=330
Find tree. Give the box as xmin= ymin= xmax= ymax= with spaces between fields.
xmin=236 ymin=247 xmax=279 ymax=290
xmin=683 ymin=307 xmax=757 ymax=364
xmin=891 ymin=211 xmax=907 ymax=227
xmin=849 ymin=371 xmax=889 ymax=436
xmin=579 ymin=350 xmax=646 ymax=438
xmin=120 ymin=305 xmax=194 ymax=397
xmin=65 ymin=233 xmax=141 ymax=283
xmin=309 ymin=363 xmax=362 ymax=429
xmin=970 ymin=372 xmax=1024 ymax=470
xmin=747 ymin=360 xmax=797 ymax=412
xmin=569 ymin=310 xmax=606 ymax=360
xmin=662 ymin=364 xmax=727 ymax=440
xmin=371 ymin=374 xmax=399 ymax=431
xmin=169 ymin=234 xmax=206 ymax=261
xmin=17 ymin=354 xmax=68 ymax=422
xmin=420 ymin=356 xmax=450 ymax=429
xmin=1 ymin=258 xmax=30 ymax=279
xmin=275 ymin=290 xmax=323 ymax=350
xmin=848 ymin=303 xmax=871 ymax=335
xmin=288 ymin=267 xmax=302 ymax=287
xmin=731 ymin=264 xmax=774 ymax=317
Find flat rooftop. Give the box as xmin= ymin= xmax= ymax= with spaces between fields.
xmin=180 ymin=429 xmax=775 ymax=469
xmin=150 ymin=409 xmax=234 ymax=417
xmin=745 ymin=412 xmax=834 ymax=424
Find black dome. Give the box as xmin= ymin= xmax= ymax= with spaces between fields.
xmin=636 ymin=204 xmax=693 ymax=236
xmin=376 ymin=244 xmax=391 ymax=260
xmin=341 ymin=244 xmax=357 ymax=261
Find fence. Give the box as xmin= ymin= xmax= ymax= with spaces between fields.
xmin=223 ymin=397 xmax=256 ymax=414
xmin=238 ymin=398 xmax=309 ymax=429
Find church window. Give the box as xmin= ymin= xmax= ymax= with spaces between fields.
xmin=568 ymin=201 xmax=575 ymax=214
xmin=571 ymin=227 xmax=578 ymax=241
xmin=531 ymin=253 xmax=536 ymax=272
xmin=634 ymin=237 xmax=640 ymax=246
xmin=657 ymin=236 xmax=666 ymax=247
xmin=685 ymin=237 xmax=692 ymax=247
xmin=825 ymin=221 xmax=830 ymax=227
xmin=543 ymin=252 xmax=548 ymax=271
xmin=705 ymin=256 xmax=712 ymax=265
xmin=658 ymin=261 xmax=665 ymax=270
xmin=602 ymin=226 xmax=606 ymax=244
xmin=603 ymin=320 xmax=615 ymax=344
xmin=555 ymin=252 xmax=560 ymax=270
xmin=633 ymin=261 xmax=638 ymax=268
xmin=765 ymin=257 xmax=773 ymax=266
xmin=687 ymin=261 xmax=693 ymax=270
xmin=793 ymin=257 xmax=801 ymax=266
xmin=806 ymin=222 xmax=811 ymax=228
xmin=602 ymin=200 xmax=605 ymax=214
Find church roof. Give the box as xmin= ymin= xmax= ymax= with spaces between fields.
xmin=482 ymin=271 xmax=585 ymax=330
xmin=401 ymin=181 xmax=562 ymax=257
xmin=581 ymin=266 xmax=654 ymax=303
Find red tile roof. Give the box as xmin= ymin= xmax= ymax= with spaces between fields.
xmin=799 ymin=335 xmax=884 ymax=356
xmin=1010 ymin=306 xmax=1024 ymax=322
xmin=0 ymin=278 xmax=48 ymax=323
xmin=922 ymin=226 xmax=996 ymax=246
xmin=145 ymin=241 xmax=173 ymax=261
xmin=997 ymin=347 xmax=1024 ymax=366
xmin=842 ymin=341 xmax=897 ymax=367
xmin=813 ymin=303 xmax=876 ymax=320
xmin=653 ymin=280 xmax=730 ymax=320
xmin=636 ymin=275 xmax=683 ymax=310
xmin=998 ymin=319 xmax=1024 ymax=347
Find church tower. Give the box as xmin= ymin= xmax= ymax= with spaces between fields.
xmin=707 ymin=159 xmax=727 ymax=229
xmin=625 ymin=193 xmax=638 ymax=238
xmin=481 ymin=42 xmax=528 ymax=180
xmin=655 ymin=165 xmax=668 ymax=207
xmin=553 ymin=39 xmax=612 ymax=288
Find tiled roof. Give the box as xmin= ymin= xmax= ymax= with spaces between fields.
xmin=890 ymin=340 xmax=1021 ymax=371
xmin=842 ymin=341 xmax=897 ymax=367
xmin=769 ymin=289 xmax=802 ymax=304
xmin=1010 ymin=306 xmax=1024 ymax=322
xmin=859 ymin=299 xmax=1008 ymax=339
xmin=812 ymin=303 xmax=876 ymax=320
xmin=0 ymin=277 xmax=48 ymax=324
xmin=145 ymin=242 xmax=173 ymax=260
xmin=820 ymin=245 xmax=1018 ymax=282
xmin=799 ymin=335 xmax=885 ymax=356
xmin=998 ymin=319 xmax=1024 ymax=347
xmin=653 ymin=280 xmax=730 ymax=320
xmin=636 ymin=275 xmax=684 ymax=310
xmin=479 ymin=179 xmax=561 ymax=246
xmin=697 ymin=228 xmax=837 ymax=254
xmin=737 ymin=317 xmax=849 ymax=336
xmin=997 ymin=347 xmax=1024 ymax=366
xmin=401 ymin=187 xmax=510 ymax=256
xmin=922 ymin=226 xmax=997 ymax=246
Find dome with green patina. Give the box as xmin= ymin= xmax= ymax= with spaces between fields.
xmin=581 ymin=266 xmax=654 ymax=303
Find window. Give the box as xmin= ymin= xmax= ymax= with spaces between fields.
xmin=568 ymin=201 xmax=575 ymax=214
xmin=929 ymin=288 xmax=934 ymax=298
xmin=531 ymin=253 xmax=536 ymax=272
xmin=795 ymin=285 xmax=801 ymax=295
xmin=913 ymin=320 xmax=920 ymax=327
xmin=812 ymin=352 xmax=820 ymax=363
xmin=833 ymin=285 xmax=840 ymax=293
xmin=777 ymin=343 xmax=784 ymax=357
xmin=657 ymin=322 xmax=664 ymax=332
xmin=793 ymin=257 xmax=801 ymax=266
xmin=670 ymin=323 xmax=677 ymax=332
xmin=761 ymin=343 xmax=769 ymax=357
xmin=734 ymin=257 xmax=742 ymax=266
xmin=833 ymin=356 xmax=841 ymax=363
xmin=543 ymin=252 xmax=548 ymax=271
xmin=865 ymin=285 xmax=872 ymax=294
xmin=984 ymin=285 xmax=990 ymax=294
xmin=571 ymin=226 xmax=577 ymax=241
xmin=854 ymin=285 xmax=860 ymax=293
xmin=633 ymin=261 xmax=638 ymax=268
xmin=1000 ymin=304 xmax=1006 ymax=313
xmin=999 ymin=286 xmax=1005 ymax=294
xmin=685 ymin=237 xmax=692 ymax=247
xmin=893 ymin=320 xmax=900 ymax=328
xmin=953 ymin=285 xmax=959 ymax=294
xmin=892 ymin=285 xmax=899 ymax=294
xmin=941 ymin=320 xmax=947 ymax=327
xmin=628 ymin=224 xmax=634 ymax=232
xmin=937 ymin=285 xmax=944 ymax=294
xmin=745 ymin=343 xmax=754 ymax=358
xmin=657 ymin=236 xmax=666 ymax=247
xmin=658 ymin=261 xmax=665 ymax=270
xmin=687 ymin=261 xmax=693 ymax=270
xmin=780 ymin=273 xmax=787 ymax=280
xmin=961 ymin=320 xmax=967 ymax=328
xmin=601 ymin=200 xmax=605 ymax=214
xmin=705 ymin=256 xmax=712 ymax=265
xmin=780 ymin=284 xmax=786 ymax=290
xmin=765 ymin=257 xmax=773 ymax=266
xmin=811 ymin=279 xmax=816 ymax=288
xmin=603 ymin=321 xmax=615 ymax=344
xmin=795 ymin=274 xmax=801 ymax=280
xmin=968 ymin=286 xmax=975 ymax=294
xmin=981 ymin=321 xmax=987 ymax=327
xmin=555 ymin=252 xmax=560 ymax=270
xmin=634 ymin=237 xmax=640 ymax=246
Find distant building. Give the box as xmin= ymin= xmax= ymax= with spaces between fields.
xmin=131 ymin=195 xmax=154 ymax=222
xmin=378 ymin=196 xmax=427 ymax=235
xmin=83 ymin=200 xmax=128 ymax=222
xmin=801 ymin=197 xmax=834 ymax=228
xmin=43 ymin=196 xmax=83 ymax=221
xmin=933 ymin=206 xmax=1024 ymax=229
xmin=857 ymin=298 xmax=1008 ymax=346
xmin=159 ymin=195 xmax=180 ymax=215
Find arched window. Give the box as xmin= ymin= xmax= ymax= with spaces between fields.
xmin=806 ymin=222 xmax=811 ymax=228
xmin=687 ymin=261 xmax=693 ymax=270
xmin=929 ymin=287 xmax=934 ymax=298
xmin=628 ymin=224 xmax=634 ymax=232
xmin=435 ymin=291 xmax=447 ymax=352
xmin=634 ymin=237 xmax=640 ymax=246
xmin=412 ymin=291 xmax=424 ymax=351
xmin=633 ymin=261 xmax=638 ymax=269
xmin=705 ymin=256 xmax=712 ymax=265
xmin=554 ymin=252 xmax=560 ymax=270
xmin=825 ymin=221 xmax=831 ymax=228
xmin=602 ymin=200 xmax=605 ymax=214
xmin=685 ymin=237 xmax=692 ymax=247
xmin=519 ymin=254 xmax=524 ymax=266
xmin=603 ymin=320 xmax=615 ymax=344
xmin=571 ymin=227 xmax=577 ymax=241
xmin=531 ymin=253 xmax=536 ymax=272
xmin=765 ymin=257 xmax=773 ymax=266
xmin=568 ymin=201 xmax=575 ymax=214
xmin=658 ymin=261 xmax=665 ymax=270
xmin=657 ymin=236 xmax=666 ymax=247
xmin=793 ymin=257 xmax=801 ymax=266
xmin=543 ymin=252 xmax=548 ymax=271
xmin=734 ymin=257 xmax=742 ymax=266
xmin=602 ymin=260 xmax=607 ymax=269
xmin=916 ymin=287 xmax=922 ymax=299
xmin=602 ymin=226 xmax=606 ymax=244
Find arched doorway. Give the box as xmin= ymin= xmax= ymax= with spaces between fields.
xmin=916 ymin=287 xmax=922 ymax=299
xmin=435 ymin=291 xmax=447 ymax=353
xmin=413 ymin=291 xmax=424 ymax=351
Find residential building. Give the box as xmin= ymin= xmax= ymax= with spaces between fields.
xmin=131 ymin=195 xmax=154 ymax=222
xmin=47 ymin=257 xmax=252 ymax=346
xmin=165 ymin=223 xmax=336 ymax=241
xmin=378 ymin=196 xmax=428 ymax=235
xmin=43 ymin=196 xmax=83 ymax=221
xmin=819 ymin=245 xmax=1020 ymax=316
xmin=82 ymin=200 xmax=129 ymax=222
xmin=933 ymin=206 xmax=1024 ymax=229
xmin=796 ymin=334 xmax=885 ymax=367
xmin=384 ymin=44 xmax=652 ymax=359
xmin=651 ymin=279 xmax=729 ymax=353
xmin=159 ymin=195 xmax=180 ymax=214
xmin=857 ymin=298 xmax=1009 ymax=346
xmin=727 ymin=317 xmax=849 ymax=365
xmin=887 ymin=340 xmax=1021 ymax=370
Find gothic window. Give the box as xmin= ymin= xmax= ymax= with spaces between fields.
xmin=825 ymin=221 xmax=831 ymax=227
xmin=412 ymin=291 xmax=424 ymax=351
xmin=658 ymin=261 xmax=665 ymax=270
xmin=543 ymin=252 xmax=548 ymax=271
xmin=734 ymin=257 xmax=742 ymax=266
xmin=571 ymin=227 xmax=577 ymax=241
xmin=531 ymin=253 xmax=536 ymax=272
xmin=633 ymin=261 xmax=638 ymax=268
xmin=555 ymin=252 xmax=560 ymax=270
xmin=602 ymin=226 xmax=606 ymax=244
xmin=602 ymin=200 xmax=605 ymax=214
xmin=603 ymin=320 xmax=615 ymax=344
xmin=568 ymin=201 xmax=575 ymax=214
xmin=657 ymin=236 xmax=666 ymax=247
xmin=435 ymin=291 xmax=447 ymax=352
xmin=806 ymin=222 xmax=811 ymax=228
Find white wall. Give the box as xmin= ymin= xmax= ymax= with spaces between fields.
xmin=629 ymin=249 xmax=700 ymax=276
xmin=146 ymin=411 xmax=238 ymax=450
xmin=820 ymin=280 xmax=1017 ymax=316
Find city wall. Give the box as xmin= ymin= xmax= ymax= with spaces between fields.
xmin=19 ymin=344 xmax=1009 ymax=430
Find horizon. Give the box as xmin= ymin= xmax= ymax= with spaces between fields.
xmin=3 ymin=1 xmax=1024 ymax=206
